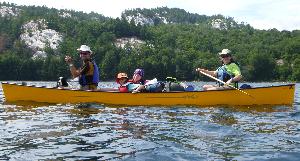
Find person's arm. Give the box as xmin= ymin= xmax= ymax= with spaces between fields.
xmin=65 ymin=56 xmax=80 ymax=78
xmin=132 ymin=85 xmax=145 ymax=93
xmin=79 ymin=62 xmax=90 ymax=75
xmin=226 ymin=74 xmax=243 ymax=85
xmin=225 ymin=63 xmax=242 ymax=85
xmin=196 ymin=68 xmax=217 ymax=77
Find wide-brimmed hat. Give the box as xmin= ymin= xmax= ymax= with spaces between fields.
xmin=116 ymin=73 xmax=128 ymax=83
xmin=133 ymin=69 xmax=144 ymax=77
xmin=218 ymin=49 xmax=231 ymax=55
xmin=77 ymin=45 xmax=92 ymax=53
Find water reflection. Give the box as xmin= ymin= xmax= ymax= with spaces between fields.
xmin=0 ymin=103 xmax=299 ymax=160
xmin=3 ymin=101 xmax=56 ymax=108
xmin=210 ymin=112 xmax=238 ymax=126
xmin=67 ymin=104 xmax=103 ymax=117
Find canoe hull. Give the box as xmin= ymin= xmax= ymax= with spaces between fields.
xmin=1 ymin=82 xmax=295 ymax=106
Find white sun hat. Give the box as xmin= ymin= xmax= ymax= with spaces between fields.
xmin=218 ymin=49 xmax=231 ymax=55
xmin=77 ymin=45 xmax=92 ymax=53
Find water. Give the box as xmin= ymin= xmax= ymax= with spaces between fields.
xmin=0 ymin=82 xmax=299 ymax=161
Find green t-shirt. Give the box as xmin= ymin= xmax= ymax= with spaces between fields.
xmin=224 ymin=63 xmax=241 ymax=76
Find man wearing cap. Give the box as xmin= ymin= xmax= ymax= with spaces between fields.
xmin=196 ymin=49 xmax=242 ymax=90
xmin=65 ymin=45 xmax=99 ymax=90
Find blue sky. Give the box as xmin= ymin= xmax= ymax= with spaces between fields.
xmin=1 ymin=0 xmax=299 ymax=31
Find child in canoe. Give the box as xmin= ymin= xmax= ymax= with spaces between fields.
xmin=128 ymin=68 xmax=146 ymax=85
xmin=128 ymin=69 xmax=164 ymax=93
xmin=116 ymin=73 xmax=140 ymax=92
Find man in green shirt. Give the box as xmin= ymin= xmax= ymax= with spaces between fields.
xmin=196 ymin=49 xmax=242 ymax=90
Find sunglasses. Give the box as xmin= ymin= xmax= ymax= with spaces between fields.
xmin=80 ymin=52 xmax=90 ymax=55
xmin=220 ymin=54 xmax=230 ymax=58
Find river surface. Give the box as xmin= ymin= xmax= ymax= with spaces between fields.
xmin=0 ymin=82 xmax=299 ymax=161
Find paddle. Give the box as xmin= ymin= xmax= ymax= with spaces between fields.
xmin=198 ymin=70 xmax=254 ymax=99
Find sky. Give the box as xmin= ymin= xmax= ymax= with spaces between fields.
xmin=1 ymin=0 xmax=299 ymax=31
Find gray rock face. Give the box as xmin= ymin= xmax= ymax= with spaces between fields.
xmin=20 ymin=19 xmax=63 ymax=59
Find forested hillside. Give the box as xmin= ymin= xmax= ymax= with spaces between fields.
xmin=0 ymin=2 xmax=299 ymax=81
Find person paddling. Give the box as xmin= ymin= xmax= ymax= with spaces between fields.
xmin=196 ymin=49 xmax=242 ymax=90
xmin=65 ymin=45 xmax=99 ymax=90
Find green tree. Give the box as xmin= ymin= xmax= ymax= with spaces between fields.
xmin=291 ymin=57 xmax=300 ymax=81
xmin=100 ymin=50 xmax=119 ymax=80
xmin=246 ymin=53 xmax=276 ymax=81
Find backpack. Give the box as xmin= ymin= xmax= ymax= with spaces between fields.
xmin=240 ymin=84 xmax=252 ymax=89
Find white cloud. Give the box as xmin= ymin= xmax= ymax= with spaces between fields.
xmin=0 ymin=0 xmax=299 ymax=30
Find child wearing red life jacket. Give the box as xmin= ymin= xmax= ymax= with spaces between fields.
xmin=116 ymin=73 xmax=130 ymax=92
xmin=116 ymin=72 xmax=141 ymax=92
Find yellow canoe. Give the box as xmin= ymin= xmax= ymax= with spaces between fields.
xmin=1 ymin=82 xmax=295 ymax=106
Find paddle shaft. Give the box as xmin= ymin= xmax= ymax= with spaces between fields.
xmin=199 ymin=71 xmax=253 ymax=98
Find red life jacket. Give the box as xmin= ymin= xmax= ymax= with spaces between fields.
xmin=119 ymin=85 xmax=128 ymax=92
